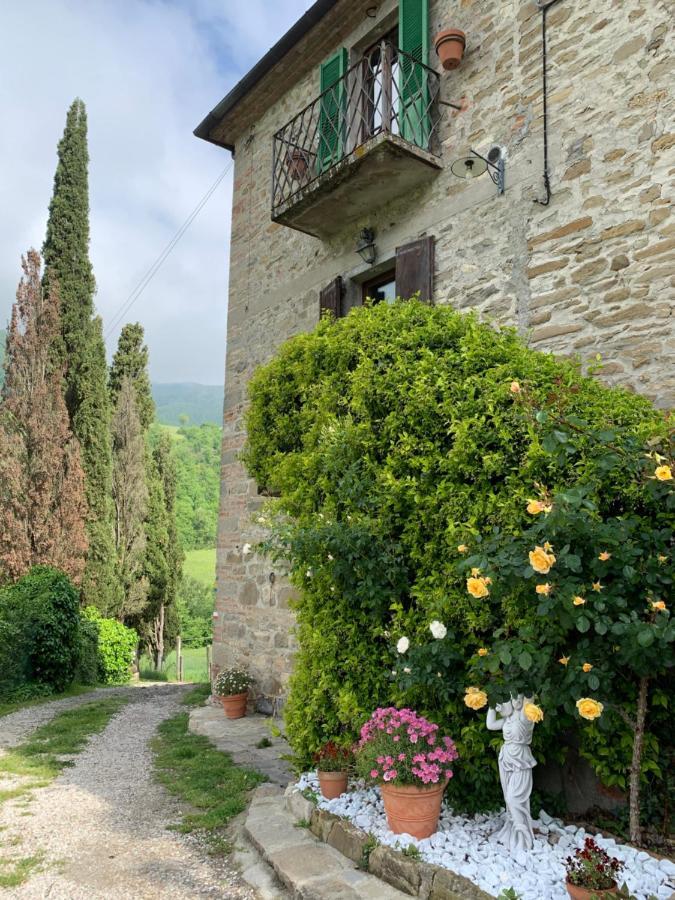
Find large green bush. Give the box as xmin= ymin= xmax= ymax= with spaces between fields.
xmin=83 ymin=607 xmax=137 ymax=684
xmin=243 ymin=301 xmax=668 ymax=816
xmin=0 ymin=566 xmax=81 ymax=693
xmin=76 ymin=616 xmax=100 ymax=685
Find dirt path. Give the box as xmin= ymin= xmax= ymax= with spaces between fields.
xmin=0 ymin=684 xmax=256 ymax=899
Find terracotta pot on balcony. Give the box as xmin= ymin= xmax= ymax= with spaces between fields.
xmin=287 ymin=148 xmax=310 ymax=182
xmin=434 ymin=29 xmax=466 ymax=71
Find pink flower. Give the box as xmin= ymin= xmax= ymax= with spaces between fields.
xmin=398 ymin=753 xmax=406 ymax=761
xmin=392 ymin=735 xmax=400 ymax=742
xmin=370 ymin=769 xmax=379 ymax=778
xmin=383 ymin=769 xmax=398 ymax=781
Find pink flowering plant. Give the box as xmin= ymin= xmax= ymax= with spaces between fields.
xmin=355 ymin=707 xmax=458 ymax=787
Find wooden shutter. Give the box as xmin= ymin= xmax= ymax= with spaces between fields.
xmin=319 ymin=49 xmax=348 ymax=171
xmin=399 ymin=0 xmax=430 ymax=148
xmin=395 ymin=236 xmax=434 ymax=302
xmin=319 ymin=276 xmax=343 ymax=319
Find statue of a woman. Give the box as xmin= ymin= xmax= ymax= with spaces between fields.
xmin=486 ymin=696 xmax=536 ymax=852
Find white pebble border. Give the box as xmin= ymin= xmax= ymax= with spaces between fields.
xmin=296 ymin=773 xmax=675 ymax=900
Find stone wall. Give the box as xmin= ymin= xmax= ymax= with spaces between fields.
xmin=212 ymin=0 xmax=674 ymax=705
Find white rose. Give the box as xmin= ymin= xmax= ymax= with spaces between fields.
xmin=396 ymin=636 xmax=410 ymax=654
xmin=327 ymin=554 xmax=334 ymax=561
xmin=429 ymin=620 xmax=447 ymax=640
xmin=242 ymin=543 xmax=252 ymax=556
xmin=306 ymin=569 xmax=312 ymax=578
xmin=403 ymin=666 xmax=411 ymax=674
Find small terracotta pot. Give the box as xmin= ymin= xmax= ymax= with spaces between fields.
xmin=565 ymin=881 xmax=618 ymax=900
xmin=434 ymin=29 xmax=466 ymax=71
xmin=219 ymin=692 xmax=248 ymax=719
xmin=381 ymin=780 xmax=447 ymax=839
xmin=287 ymin=148 xmax=309 ymax=181
xmin=318 ymin=771 xmax=348 ymax=799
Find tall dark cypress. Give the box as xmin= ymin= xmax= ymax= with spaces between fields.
xmin=43 ymin=99 xmax=119 ymax=613
xmin=109 ymin=323 xmax=155 ymax=431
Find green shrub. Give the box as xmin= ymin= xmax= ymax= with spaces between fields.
xmin=76 ymin=616 xmax=100 ymax=685
xmin=243 ymin=301 xmax=667 ymax=815
xmin=0 ymin=566 xmax=81 ymax=693
xmin=83 ymin=607 xmax=137 ymax=684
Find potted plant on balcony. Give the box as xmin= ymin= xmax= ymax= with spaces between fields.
xmin=564 ymin=837 xmax=623 ymax=899
xmin=286 ymin=146 xmax=310 ymax=182
xmin=355 ymin=707 xmax=458 ymax=839
xmin=314 ymin=741 xmax=352 ymax=799
xmin=434 ymin=29 xmax=466 ymax=71
xmin=213 ymin=667 xmax=254 ymax=719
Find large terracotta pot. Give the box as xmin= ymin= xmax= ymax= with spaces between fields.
xmin=434 ymin=29 xmax=466 ymax=71
xmin=381 ymin=780 xmax=447 ymax=839
xmin=565 ymin=881 xmax=618 ymax=900
xmin=318 ymin=771 xmax=348 ymax=799
xmin=219 ymin=692 xmax=248 ymax=719
xmin=287 ymin=148 xmax=309 ymax=181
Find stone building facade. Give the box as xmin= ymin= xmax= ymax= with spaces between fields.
xmin=196 ymin=0 xmax=674 ymax=708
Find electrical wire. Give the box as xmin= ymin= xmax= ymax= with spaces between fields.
xmin=104 ymin=159 xmax=234 ymax=338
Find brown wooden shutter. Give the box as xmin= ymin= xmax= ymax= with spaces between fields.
xmin=319 ymin=276 xmax=343 ymax=318
xmin=395 ymin=236 xmax=435 ymax=302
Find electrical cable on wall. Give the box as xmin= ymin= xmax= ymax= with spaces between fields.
xmin=535 ymin=0 xmax=565 ymax=206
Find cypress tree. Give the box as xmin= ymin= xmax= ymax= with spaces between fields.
xmin=42 ymin=99 xmax=119 ymax=612
xmin=109 ymin=323 xmax=155 ymax=430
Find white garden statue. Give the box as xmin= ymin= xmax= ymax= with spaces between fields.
xmin=486 ymin=695 xmax=536 ymax=853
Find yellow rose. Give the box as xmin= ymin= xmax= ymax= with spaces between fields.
xmin=655 ymin=465 xmax=672 ymax=481
xmin=558 ymin=655 xmax=570 ymax=666
xmin=526 ymin=499 xmax=545 ymax=515
xmin=536 ymin=583 xmax=552 ymax=595
xmin=529 ymin=545 xmax=556 ymax=574
xmin=592 ymin=581 xmax=603 ymax=592
xmin=652 ymin=600 xmax=667 ymax=612
xmin=573 ymin=596 xmax=586 ymax=606
xmin=543 ymin=541 xmax=554 ymax=552
xmin=467 ymin=577 xmax=490 ymax=598
xmin=457 ymin=544 xmax=469 ymax=553
xmin=582 ymin=662 xmax=593 ymax=672
xmin=477 ymin=647 xmax=489 ymax=657
xmin=658 ymin=555 xmax=668 ymax=564
xmin=464 ymin=688 xmax=488 ymax=710
xmin=471 ymin=567 xmax=481 ymax=576
xmin=576 ymin=698 xmax=604 ymax=720
xmin=598 ymin=551 xmax=611 ymax=561
xmin=524 ymin=702 xmax=544 ymax=723
xmin=510 ymin=381 xmax=521 ymax=394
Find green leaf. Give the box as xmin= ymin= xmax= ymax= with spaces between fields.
xmin=518 ymin=651 xmax=532 ymax=671
xmin=588 ymin=674 xmax=600 ymax=691
xmin=638 ymin=629 xmax=655 ymax=648
xmin=499 ymin=648 xmax=512 ymax=666
xmin=594 ymin=622 xmax=607 ymax=635
xmin=576 ymin=616 xmax=590 ymax=633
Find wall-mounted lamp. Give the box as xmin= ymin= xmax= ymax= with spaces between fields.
xmin=356 ymin=227 xmax=377 ymax=265
xmin=450 ymin=146 xmax=506 ymax=195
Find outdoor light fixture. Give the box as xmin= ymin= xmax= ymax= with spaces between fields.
xmin=451 ymin=147 xmax=506 ymax=194
xmin=356 ymin=227 xmax=377 ymax=265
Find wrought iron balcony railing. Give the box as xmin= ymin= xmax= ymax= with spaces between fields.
xmin=272 ymin=42 xmax=441 ymax=217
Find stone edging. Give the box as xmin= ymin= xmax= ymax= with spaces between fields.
xmin=285 ymin=786 xmax=494 ymax=900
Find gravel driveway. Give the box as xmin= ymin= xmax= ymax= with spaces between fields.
xmin=0 ymin=684 xmax=256 ymax=899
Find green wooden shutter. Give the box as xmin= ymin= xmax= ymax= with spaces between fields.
xmin=399 ymin=0 xmax=429 ymax=148
xmin=319 ymin=48 xmax=348 ymax=171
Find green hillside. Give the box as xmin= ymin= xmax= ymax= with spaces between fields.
xmin=152 ymin=382 xmax=223 ymax=426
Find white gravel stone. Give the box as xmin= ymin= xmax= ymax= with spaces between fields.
xmin=295 ymin=772 xmax=673 ymax=900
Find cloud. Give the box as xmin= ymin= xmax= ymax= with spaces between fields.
xmin=0 ymin=0 xmax=312 ymax=383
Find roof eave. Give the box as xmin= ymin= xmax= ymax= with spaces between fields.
xmin=194 ymin=0 xmax=339 ymax=149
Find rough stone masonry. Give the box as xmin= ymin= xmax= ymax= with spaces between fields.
xmin=201 ymin=0 xmax=674 ymax=707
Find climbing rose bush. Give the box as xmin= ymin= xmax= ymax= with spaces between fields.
xmin=355 ymin=707 xmax=458 ymax=786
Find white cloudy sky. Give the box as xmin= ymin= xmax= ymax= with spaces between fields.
xmin=0 ymin=0 xmax=311 ymax=384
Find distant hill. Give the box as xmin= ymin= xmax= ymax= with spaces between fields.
xmin=152 ymin=382 xmax=223 ymax=426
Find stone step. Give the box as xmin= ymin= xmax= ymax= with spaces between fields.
xmin=244 ymin=785 xmax=410 ymax=899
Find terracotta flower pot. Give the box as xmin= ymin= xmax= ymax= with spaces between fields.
xmin=565 ymin=881 xmax=618 ymax=900
xmin=434 ymin=29 xmax=466 ymax=71
xmin=381 ymin=780 xmax=447 ymax=839
xmin=318 ymin=771 xmax=348 ymax=799
xmin=287 ymin=148 xmax=309 ymax=181
xmin=219 ymin=692 xmax=248 ymax=719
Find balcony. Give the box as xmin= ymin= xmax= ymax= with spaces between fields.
xmin=271 ymin=42 xmax=442 ymax=239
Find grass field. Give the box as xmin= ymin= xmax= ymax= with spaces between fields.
xmin=183 ymin=547 xmax=216 ymax=587
xmin=139 ymin=646 xmax=211 ymax=683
